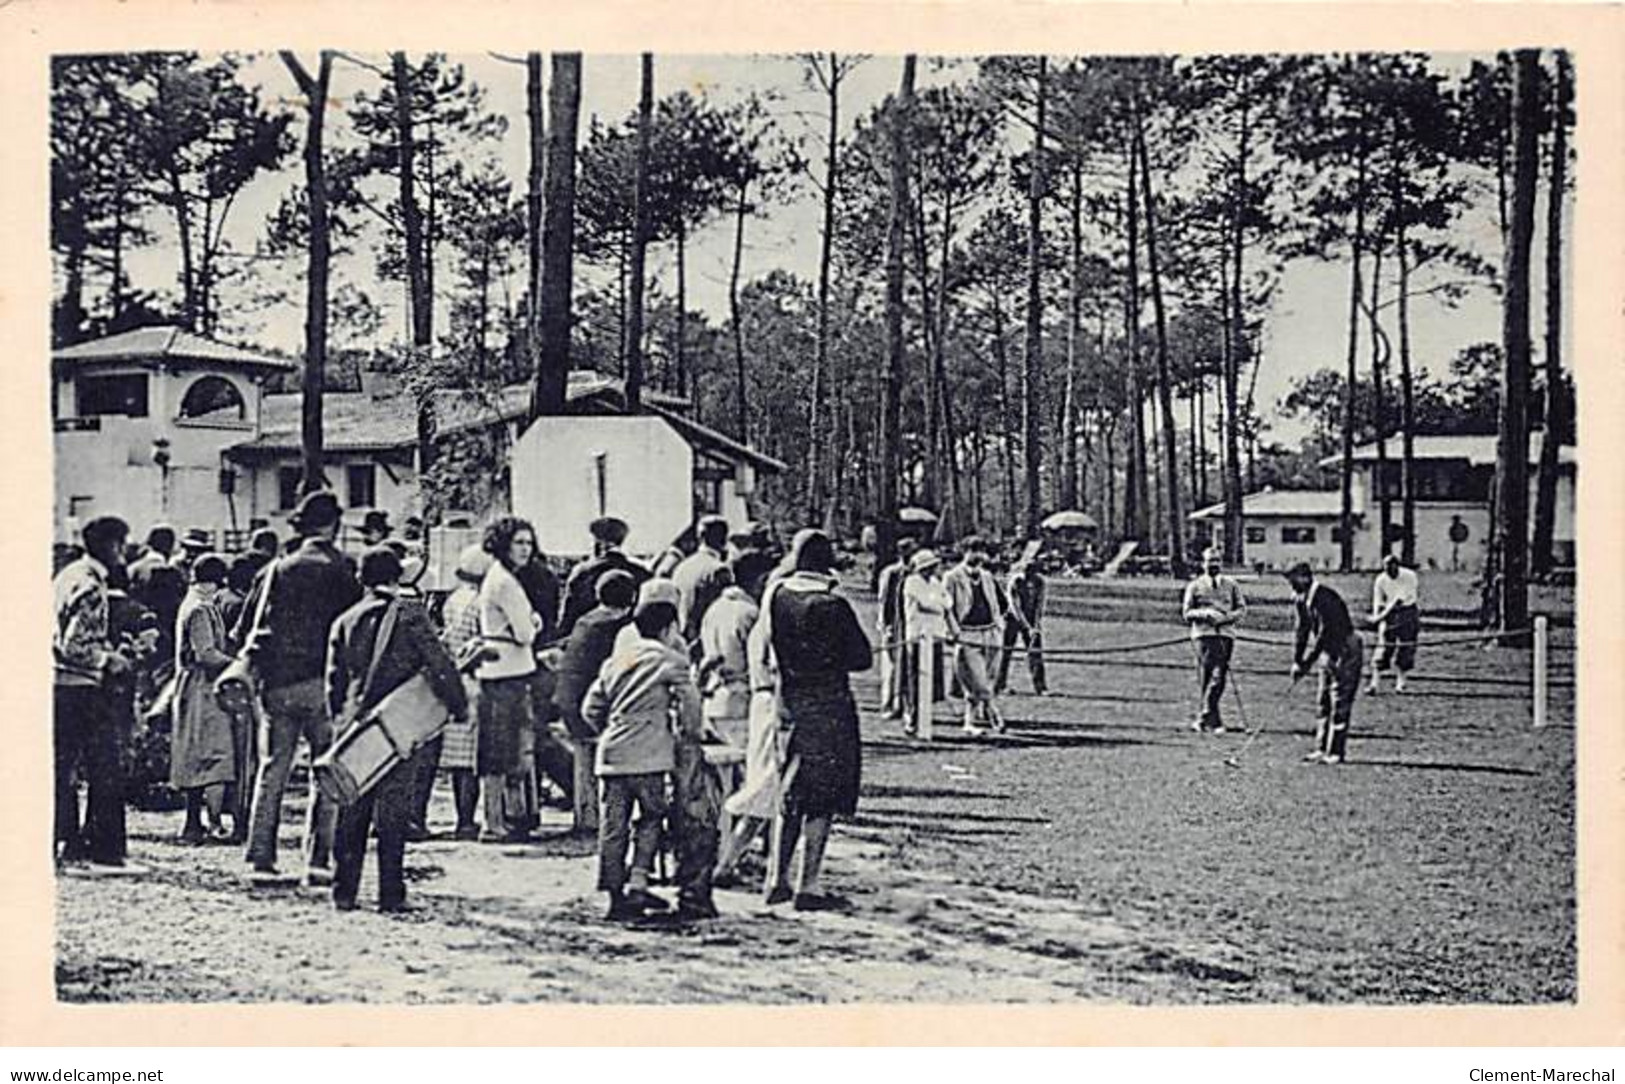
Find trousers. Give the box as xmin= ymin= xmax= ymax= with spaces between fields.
xmin=1314 ymin=634 xmax=1365 ymax=758
xmin=1193 ymin=636 xmax=1234 ymax=730
xmin=996 ymin=621 xmax=1047 ymax=694
xmin=333 ymin=745 xmax=425 ymax=910
xmin=54 ymin=684 xmax=126 ymax=864
xmin=247 ymin=678 xmax=336 ymax=872
xmin=597 ymin=772 xmax=668 ymax=893
xmin=1376 ymin=604 xmax=1420 ymax=673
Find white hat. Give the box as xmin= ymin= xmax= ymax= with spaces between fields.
xmin=910 ymin=548 xmax=941 ymax=572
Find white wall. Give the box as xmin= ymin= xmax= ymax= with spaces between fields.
xmin=510 ymin=416 xmax=692 ymax=560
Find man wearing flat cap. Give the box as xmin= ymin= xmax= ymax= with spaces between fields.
xmin=559 ymin=517 xmax=650 ymax=638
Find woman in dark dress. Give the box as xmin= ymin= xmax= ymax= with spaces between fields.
xmin=763 ymin=529 xmax=872 ymax=911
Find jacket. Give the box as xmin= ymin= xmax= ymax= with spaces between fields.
xmin=559 ymin=549 xmax=651 ymax=636
xmin=1182 ymin=573 xmax=1247 ymax=640
xmin=580 ymin=636 xmax=700 ymax=776
xmin=552 ymin=604 xmax=632 ymax=737
xmin=1294 ymin=581 xmax=1357 ymax=667
xmin=54 ymin=556 xmax=114 ymax=687
xmin=245 ymin=538 xmax=363 ymax=691
xmin=1004 ymin=568 xmax=1047 ymax=626
xmin=326 ymin=591 xmax=468 ymax=729
xmin=944 ymin=563 xmax=1004 ymax=631
xmin=476 ymin=561 xmax=539 ymax=681
xmin=698 ymin=585 xmax=759 ymax=719
xmin=671 ymin=546 xmax=728 ymax=642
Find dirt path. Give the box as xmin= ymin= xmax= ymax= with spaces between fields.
xmin=57 ymin=801 xmax=1287 ymax=1004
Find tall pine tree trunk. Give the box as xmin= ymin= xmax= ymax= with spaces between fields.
xmin=394 ymin=52 xmax=436 ymax=477
xmin=1022 ymin=57 xmax=1048 ymax=539
xmin=878 ymin=57 xmax=917 ymax=567
xmin=1497 ymin=48 xmax=1541 ymax=633
xmin=1397 ymin=218 xmax=1418 ymax=565
xmin=1532 ymin=50 xmax=1569 ymax=578
xmin=1124 ymin=141 xmax=1149 ymax=542
xmin=992 ymin=297 xmax=1016 ymax=534
xmin=1222 ymin=78 xmax=1249 ymax=566
xmin=525 ymin=53 xmax=545 ymax=385
xmin=1136 ymin=114 xmax=1184 ymax=575
xmin=624 ymin=53 xmax=653 ymax=414
xmin=280 ymin=51 xmax=333 ymax=495
xmin=675 ymin=222 xmax=687 ymax=399
xmin=1339 ymin=133 xmax=1368 ymax=573
xmin=531 ymin=53 xmax=581 ymax=420
xmin=809 ymin=52 xmax=842 ymax=523
xmin=729 ymin=183 xmax=749 ymax=440
xmin=1062 ymin=160 xmax=1083 ymax=510
xmin=1370 ymin=236 xmax=1391 ymax=555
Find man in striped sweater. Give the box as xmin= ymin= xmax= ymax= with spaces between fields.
xmin=54 ymin=516 xmax=134 ymax=868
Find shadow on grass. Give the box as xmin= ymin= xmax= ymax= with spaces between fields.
xmin=859 ymin=805 xmax=1051 ymax=827
xmin=861 ymin=783 xmax=1012 ymax=802
xmin=1353 ymin=759 xmax=1540 ymax=778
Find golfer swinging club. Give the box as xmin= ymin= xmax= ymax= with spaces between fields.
xmin=1284 ymin=561 xmax=1364 ymax=766
xmin=1181 ymin=546 xmax=1247 ymax=733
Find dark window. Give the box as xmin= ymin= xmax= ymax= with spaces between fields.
xmin=1282 ymin=526 xmax=1317 ymax=545
xmin=277 ymin=467 xmax=301 ymax=511
xmin=178 ymin=375 xmax=246 ymax=422
xmin=76 ymin=373 xmax=149 ymax=418
xmin=1331 ymin=526 xmax=1345 ymax=543
xmin=1245 ymin=526 xmax=1267 ymax=545
xmin=346 ymin=464 xmax=377 ymax=509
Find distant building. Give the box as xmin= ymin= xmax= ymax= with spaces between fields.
xmin=52 ymin=326 xmax=295 ymax=546
xmin=1190 ymin=433 xmax=1577 ymax=573
xmin=1190 ymin=488 xmax=1348 ymax=572
xmin=54 ymin=325 xmax=786 ymax=552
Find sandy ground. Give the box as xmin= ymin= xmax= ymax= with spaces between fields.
xmin=56 ymin=595 xmax=1574 ymax=1005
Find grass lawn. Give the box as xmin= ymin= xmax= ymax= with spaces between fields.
xmin=845 ymin=600 xmax=1576 ymax=1003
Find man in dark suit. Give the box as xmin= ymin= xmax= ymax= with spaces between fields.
xmin=551 ymin=570 xmax=639 ymax=740
xmin=325 ymin=547 xmax=467 ymax=913
xmin=558 ymin=518 xmax=650 ymax=637
xmin=1285 ymin=562 xmax=1365 ymax=766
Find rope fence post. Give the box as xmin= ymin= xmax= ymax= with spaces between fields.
xmin=918 ymin=631 xmax=936 ymax=742
xmin=1533 ymin=615 xmax=1549 ymax=729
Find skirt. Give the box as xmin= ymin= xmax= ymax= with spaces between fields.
xmin=954 ymin=627 xmax=998 ymax=701
xmin=724 ymin=690 xmax=783 ymax=821
xmin=781 ymin=681 xmax=861 ymax=818
xmin=439 ymin=676 xmax=480 ymax=772
xmin=169 ymin=667 xmax=236 ymax=790
xmin=477 ymin=676 xmax=531 ymax=776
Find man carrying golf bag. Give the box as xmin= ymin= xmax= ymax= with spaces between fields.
xmin=1285 ymin=562 xmax=1364 ymax=766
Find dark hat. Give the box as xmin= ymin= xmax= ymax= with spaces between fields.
xmin=290 ymin=490 xmax=342 ymax=532
xmin=362 ymin=509 xmax=392 ymax=535
xmin=729 ymin=550 xmax=775 ymax=588
xmin=249 ymin=527 xmax=280 ymax=555
xmin=360 ymin=545 xmax=403 ymax=588
xmin=589 ymin=516 xmax=629 ymax=545
xmin=180 ymin=527 xmax=213 ymax=551
xmin=697 ymin=515 xmax=730 ymax=546
xmin=1284 ymin=561 xmax=1313 ymax=579
xmin=192 ymin=553 xmax=229 ymax=584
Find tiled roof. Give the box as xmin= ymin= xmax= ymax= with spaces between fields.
xmin=53 ymin=326 xmax=295 ymax=371
xmin=226 ymin=373 xmax=782 ymax=473
xmin=1319 ymin=433 xmax=1576 ymax=469
xmin=1190 ymin=489 xmax=1346 ymax=520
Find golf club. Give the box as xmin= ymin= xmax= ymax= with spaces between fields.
xmin=1223 ymin=673 xmax=1301 ymax=769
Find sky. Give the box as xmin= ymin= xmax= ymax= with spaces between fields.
xmin=112 ymin=51 xmax=1567 ymax=446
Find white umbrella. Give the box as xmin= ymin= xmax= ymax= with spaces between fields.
xmin=898 ymin=507 xmax=940 ymax=524
xmin=1042 ymin=510 xmax=1099 ymax=531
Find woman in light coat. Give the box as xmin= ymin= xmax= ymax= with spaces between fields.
xmin=477 ymin=517 xmax=541 ymax=843
xmin=170 ymin=555 xmax=237 ymax=843
xmin=901 ymin=549 xmax=957 ymax=737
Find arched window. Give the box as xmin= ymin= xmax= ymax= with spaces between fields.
xmin=178 ymin=375 xmax=246 ymax=423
